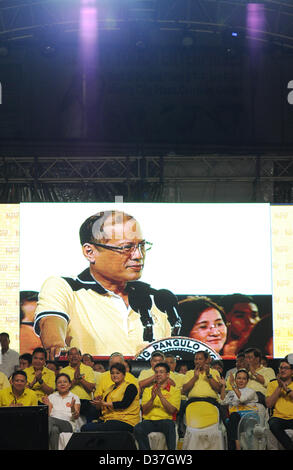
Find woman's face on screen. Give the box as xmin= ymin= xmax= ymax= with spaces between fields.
xmin=189 ymin=308 xmax=227 ymax=353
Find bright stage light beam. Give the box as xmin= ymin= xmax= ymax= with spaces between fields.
xmin=79 ymin=0 xmax=98 ymax=67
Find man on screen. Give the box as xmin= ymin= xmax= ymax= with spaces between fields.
xmin=33 ymin=210 xmax=172 ymax=358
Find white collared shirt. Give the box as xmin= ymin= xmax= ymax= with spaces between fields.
xmin=0 ymin=348 xmax=19 ymax=377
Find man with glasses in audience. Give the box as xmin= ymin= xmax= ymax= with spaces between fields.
xmin=266 ymin=358 xmax=293 ymax=450
xmin=33 ymin=210 xmax=172 ymax=359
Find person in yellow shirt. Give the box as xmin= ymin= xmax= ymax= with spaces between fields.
xmin=182 ymin=351 xmax=221 ymax=400
xmin=81 ymin=353 xmax=102 ymax=391
xmin=60 ymin=347 xmax=96 ymax=422
xmin=0 ymin=370 xmax=38 ymax=407
xmin=164 ymin=353 xmax=186 ymax=437
xmin=95 ymin=352 xmax=138 ymax=398
xmin=0 ymin=371 xmax=9 ymax=391
xmin=24 ymin=347 xmax=55 ymax=403
xmin=182 ymin=351 xmax=227 ymax=427
xmin=134 ymin=362 xmax=181 ymax=450
xmin=243 ymin=348 xmax=276 ymax=400
xmin=33 ymin=210 xmax=171 ymax=358
xmin=81 ymin=362 xmax=140 ymax=434
xmin=138 ymin=351 xmax=176 ymax=394
xmin=266 ymin=359 xmax=293 ymax=450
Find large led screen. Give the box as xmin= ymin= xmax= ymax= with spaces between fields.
xmin=1 ymin=202 xmax=292 ymax=360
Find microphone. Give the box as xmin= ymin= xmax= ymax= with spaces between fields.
xmin=128 ymin=285 xmax=154 ymax=343
xmin=153 ymin=289 xmax=182 ymax=336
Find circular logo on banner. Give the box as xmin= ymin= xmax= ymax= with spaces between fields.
xmin=135 ymin=336 xmax=221 ymax=361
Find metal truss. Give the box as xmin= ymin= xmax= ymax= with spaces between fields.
xmin=0 ymin=0 xmax=293 ymax=48
xmin=1 ymin=149 xmax=293 ymax=184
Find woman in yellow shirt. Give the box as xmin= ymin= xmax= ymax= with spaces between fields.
xmin=81 ymin=363 xmax=140 ymax=434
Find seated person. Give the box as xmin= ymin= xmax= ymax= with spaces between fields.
xmin=95 ymin=352 xmax=138 ymax=398
xmin=81 ymin=362 xmax=140 ymax=434
xmin=93 ymin=361 xmax=106 ymax=373
xmin=18 ymin=353 xmax=33 ymax=371
xmin=24 ymin=347 xmax=55 ymax=403
xmin=224 ymin=352 xmax=247 ymax=380
xmin=46 ymin=361 xmax=59 ymax=377
xmin=134 ymin=362 xmax=181 ymax=450
xmin=226 ymin=348 xmax=276 ymax=404
xmin=0 ymin=370 xmax=38 ymax=406
xmin=266 ymin=358 xmax=293 ymax=450
xmin=182 ymin=351 xmax=221 ymax=400
xmin=60 ymin=347 xmax=96 ymax=422
xmin=177 ymin=363 xmax=189 ymax=375
xmin=82 ymin=353 xmax=102 ymax=390
xmin=138 ymin=351 xmax=176 ymax=393
xmin=42 ymin=373 xmax=81 ymax=450
xmin=211 ymin=359 xmax=225 ymax=378
xmin=219 ymin=369 xmax=258 ymax=450
xmin=182 ymin=351 xmax=223 ymax=426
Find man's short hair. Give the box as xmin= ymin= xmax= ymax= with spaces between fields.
xmin=219 ymin=293 xmax=255 ymax=314
xmin=12 ymin=370 xmax=27 ymax=381
xmin=195 ymin=350 xmax=210 ymax=360
xmin=79 ymin=211 xmax=134 ymax=245
xmin=110 ymin=352 xmax=124 ymax=360
xmin=165 ymin=354 xmax=176 ymax=362
xmin=279 ymin=359 xmax=293 ymax=370
xmin=244 ymin=347 xmax=262 ymax=359
xmin=32 ymin=347 xmax=47 ymax=358
xmin=151 ymin=351 xmax=165 ymax=361
xmin=154 ymin=362 xmax=170 ymax=374
xmin=68 ymin=347 xmax=82 ymax=355
xmin=0 ymin=332 xmax=9 ymax=339
xmin=20 ymin=353 xmax=32 ymax=365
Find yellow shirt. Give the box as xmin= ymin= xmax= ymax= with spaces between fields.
xmin=102 ymin=380 xmax=140 ymax=427
xmin=141 ymin=384 xmax=181 ymax=421
xmin=96 ymin=370 xmax=138 ymax=397
xmin=60 ymin=363 xmax=95 ymax=400
xmin=266 ymin=380 xmax=293 ymax=420
xmin=183 ymin=368 xmax=220 ymax=400
xmin=34 ymin=270 xmax=171 ymax=356
xmin=24 ymin=366 xmax=56 ymax=401
xmin=0 ymin=385 xmax=38 ymax=407
xmin=0 ymin=372 xmax=9 ymax=391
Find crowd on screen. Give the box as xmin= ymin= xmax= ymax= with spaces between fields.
xmin=0 ymin=331 xmax=293 ymax=451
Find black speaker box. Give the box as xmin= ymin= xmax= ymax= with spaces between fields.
xmin=0 ymin=406 xmax=48 ymax=450
xmin=65 ymin=431 xmax=137 ymax=450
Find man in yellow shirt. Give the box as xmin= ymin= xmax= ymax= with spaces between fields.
xmin=0 ymin=370 xmax=38 ymax=407
xmin=138 ymin=351 xmax=176 ymax=394
xmin=182 ymin=351 xmax=221 ymax=400
xmin=33 ymin=210 xmax=171 ymax=358
xmin=60 ymin=347 xmax=96 ymax=422
xmin=243 ymin=347 xmax=276 ymax=399
xmin=134 ymin=362 xmax=181 ymax=450
xmin=266 ymin=359 xmax=293 ymax=450
xmin=24 ymin=347 xmax=55 ymax=403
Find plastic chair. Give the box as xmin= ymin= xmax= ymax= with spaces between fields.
xmin=182 ymin=401 xmax=227 ymax=450
xmin=148 ymin=432 xmax=168 ymax=450
xmin=147 ymin=425 xmax=179 ymax=450
xmin=266 ymin=428 xmax=293 ymax=450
